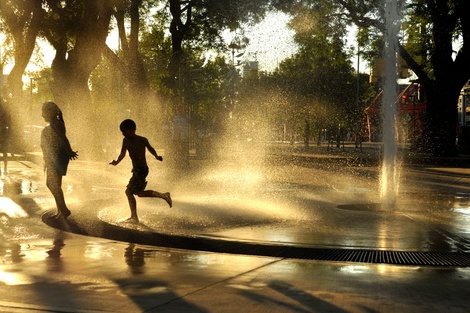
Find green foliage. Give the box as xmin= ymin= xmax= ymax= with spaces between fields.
xmin=226 ymin=1 xmax=380 ymax=144
xmin=26 ymin=67 xmax=53 ymax=103
xmin=335 ymin=0 xmax=470 ymax=155
xmin=1 ymin=0 xmax=376 ymax=148
xmin=140 ymin=21 xmax=173 ymax=94
xmin=269 ymin=1 xmax=364 ymax=133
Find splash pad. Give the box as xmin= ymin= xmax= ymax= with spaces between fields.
xmin=40 ymin=154 xmax=470 ymax=266
xmin=38 ymin=151 xmax=470 ymax=261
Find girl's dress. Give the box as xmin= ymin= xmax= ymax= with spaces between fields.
xmin=41 ymin=121 xmax=73 ymax=175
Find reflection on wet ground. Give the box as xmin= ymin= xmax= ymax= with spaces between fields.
xmin=1 ymin=233 xmax=469 ymax=313
xmin=2 ymin=157 xmax=470 ymax=311
xmin=0 ymin=178 xmax=35 ymax=196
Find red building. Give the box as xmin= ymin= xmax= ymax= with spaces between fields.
xmin=363 ymin=82 xmax=426 ymax=143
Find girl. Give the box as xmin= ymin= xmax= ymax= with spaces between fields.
xmin=41 ymin=101 xmax=78 ymax=219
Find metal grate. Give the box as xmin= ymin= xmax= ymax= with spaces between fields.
xmin=204 ymin=243 xmax=470 ymax=267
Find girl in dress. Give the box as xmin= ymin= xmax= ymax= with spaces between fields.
xmin=41 ymin=101 xmax=78 ymax=219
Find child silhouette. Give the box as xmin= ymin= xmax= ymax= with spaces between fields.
xmin=41 ymin=101 xmax=78 ymax=219
xmin=110 ymin=119 xmax=171 ymax=222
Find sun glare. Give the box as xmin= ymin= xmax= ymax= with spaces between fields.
xmin=0 ymin=197 xmax=28 ymax=218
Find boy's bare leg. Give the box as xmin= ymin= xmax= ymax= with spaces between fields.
xmin=138 ymin=190 xmax=172 ymax=207
xmin=125 ymin=188 xmax=139 ymax=222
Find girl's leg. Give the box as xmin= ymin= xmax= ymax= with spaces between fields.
xmin=46 ymin=170 xmax=70 ymax=217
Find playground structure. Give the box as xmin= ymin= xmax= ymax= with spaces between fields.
xmin=363 ymin=82 xmax=427 ymax=144
xmin=363 ymin=81 xmax=470 ymax=144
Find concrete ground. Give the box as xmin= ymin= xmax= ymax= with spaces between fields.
xmin=1 ymin=145 xmax=470 ymax=312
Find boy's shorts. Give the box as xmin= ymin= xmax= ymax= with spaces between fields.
xmin=127 ymin=166 xmax=149 ymax=194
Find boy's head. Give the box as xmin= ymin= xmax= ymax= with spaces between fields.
xmin=120 ymin=119 xmax=136 ymax=131
xmin=120 ymin=119 xmax=136 ymax=137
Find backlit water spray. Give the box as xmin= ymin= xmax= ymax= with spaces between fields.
xmin=381 ymin=0 xmax=401 ymax=210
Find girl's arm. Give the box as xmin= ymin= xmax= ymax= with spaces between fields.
xmin=66 ymin=138 xmax=78 ymax=160
xmin=54 ymin=121 xmax=78 ymax=159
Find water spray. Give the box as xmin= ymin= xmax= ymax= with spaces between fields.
xmin=381 ymin=0 xmax=401 ymax=209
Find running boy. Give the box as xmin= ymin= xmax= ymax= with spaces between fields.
xmin=110 ymin=119 xmax=172 ymax=222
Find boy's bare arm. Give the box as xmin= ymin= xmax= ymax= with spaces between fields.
xmin=110 ymin=142 xmax=127 ymax=165
xmin=146 ymin=140 xmax=163 ymax=161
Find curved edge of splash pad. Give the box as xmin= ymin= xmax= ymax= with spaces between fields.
xmin=337 ymin=203 xmax=384 ymax=212
xmin=40 ymin=210 xmax=470 ymax=267
xmin=41 ymin=209 xmax=265 ymax=249
xmin=41 ymin=210 xmax=194 ymax=246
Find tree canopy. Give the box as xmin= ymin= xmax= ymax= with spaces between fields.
xmin=1 ymin=0 xmax=467 ymax=157
xmin=337 ymin=0 xmax=470 ymax=155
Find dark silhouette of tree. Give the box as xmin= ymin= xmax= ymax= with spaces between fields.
xmin=39 ymin=0 xmax=113 ymax=156
xmin=338 ymin=0 xmax=470 ymax=156
xmin=0 ymin=0 xmax=43 ymax=152
xmin=0 ymin=0 xmax=43 ymax=99
xmin=166 ymin=0 xmax=271 ymax=102
xmin=103 ymin=0 xmax=154 ymax=124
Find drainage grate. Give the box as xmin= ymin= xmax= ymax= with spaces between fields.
xmin=214 ymin=244 xmax=470 ymax=267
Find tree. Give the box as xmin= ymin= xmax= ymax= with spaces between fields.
xmin=268 ymin=0 xmax=367 ymax=142
xmin=40 ymin=0 xmax=114 ymax=156
xmin=337 ymin=0 xmax=470 ymax=156
xmin=165 ymin=0 xmax=272 ymax=104
xmin=0 ymin=0 xmax=43 ymax=100
xmin=0 ymin=0 xmax=43 ymax=152
xmin=102 ymin=0 xmax=161 ymax=128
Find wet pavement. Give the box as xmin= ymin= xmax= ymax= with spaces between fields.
xmin=1 ymin=146 xmax=470 ymax=312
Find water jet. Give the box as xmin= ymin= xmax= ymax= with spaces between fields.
xmin=380 ymin=0 xmax=401 ymax=210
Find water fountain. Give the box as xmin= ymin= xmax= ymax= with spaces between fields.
xmin=39 ymin=4 xmax=403 ymax=238
xmin=380 ymin=0 xmax=401 ymax=210
xmin=34 ymin=0 xmax=470 ymax=259
xmin=4 ymin=6 xmax=470 ymax=313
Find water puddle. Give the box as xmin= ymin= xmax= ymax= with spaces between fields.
xmin=0 ymin=178 xmax=35 ymax=195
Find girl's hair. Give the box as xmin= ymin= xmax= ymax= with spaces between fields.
xmin=42 ymin=101 xmax=66 ymax=134
xmin=42 ymin=101 xmax=64 ymax=123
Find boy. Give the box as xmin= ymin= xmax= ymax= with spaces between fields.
xmin=110 ymin=119 xmax=172 ymax=222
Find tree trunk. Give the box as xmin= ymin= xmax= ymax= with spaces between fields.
xmin=0 ymin=0 xmax=43 ymax=152
xmin=128 ymin=0 xmax=153 ymax=126
xmin=422 ymin=80 xmax=460 ymax=156
xmin=168 ymin=0 xmax=192 ymax=95
xmin=49 ymin=2 xmax=113 ymax=158
xmin=168 ymin=0 xmax=193 ymax=172
xmin=109 ymin=0 xmax=157 ymax=133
